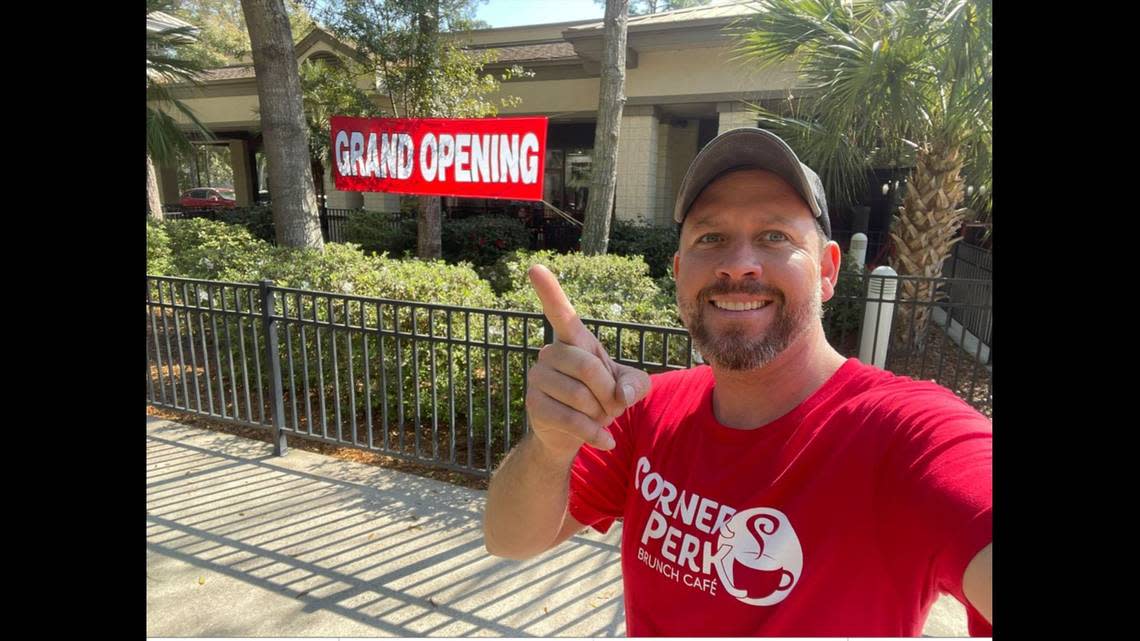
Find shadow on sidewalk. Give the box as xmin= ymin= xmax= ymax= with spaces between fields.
xmin=147 ymin=420 xmax=625 ymax=637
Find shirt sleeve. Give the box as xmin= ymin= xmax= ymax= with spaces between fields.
xmin=871 ymin=381 xmax=992 ymax=627
xmin=566 ymin=401 xmax=638 ymax=534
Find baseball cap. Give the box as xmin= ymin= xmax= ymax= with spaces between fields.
xmin=672 ymin=127 xmax=831 ymax=239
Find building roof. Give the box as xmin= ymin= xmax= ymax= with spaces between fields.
xmin=565 ymin=0 xmax=761 ymax=33
xmin=482 ymin=41 xmax=578 ymax=63
xmin=198 ymin=65 xmax=258 ymax=82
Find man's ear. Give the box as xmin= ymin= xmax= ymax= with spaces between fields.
xmin=673 ymin=251 xmax=680 ymax=280
xmin=819 ymin=241 xmax=842 ymax=303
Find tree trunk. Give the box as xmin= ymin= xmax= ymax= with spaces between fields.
xmin=889 ymin=143 xmax=969 ymax=351
xmin=147 ymin=147 xmax=164 ymax=221
xmin=580 ymin=0 xmax=629 ymax=255
xmin=417 ymin=195 xmax=442 ymax=259
xmin=413 ymin=0 xmax=443 ymax=260
xmin=241 ymin=0 xmax=324 ymax=249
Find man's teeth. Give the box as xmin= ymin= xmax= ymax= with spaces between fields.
xmin=712 ymin=300 xmax=769 ymax=311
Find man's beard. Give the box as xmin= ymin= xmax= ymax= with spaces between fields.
xmin=678 ymin=280 xmax=821 ymax=371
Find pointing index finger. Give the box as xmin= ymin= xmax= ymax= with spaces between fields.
xmin=528 ymin=264 xmax=590 ymax=347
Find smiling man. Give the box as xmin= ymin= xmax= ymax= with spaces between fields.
xmin=482 ymin=128 xmax=992 ymax=637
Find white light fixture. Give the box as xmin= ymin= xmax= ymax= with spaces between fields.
xmin=882 ymin=183 xmax=890 ymax=195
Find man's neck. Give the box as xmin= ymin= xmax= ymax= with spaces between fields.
xmin=709 ymin=330 xmax=848 ymax=429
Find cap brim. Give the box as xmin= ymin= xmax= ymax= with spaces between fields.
xmin=673 ymin=128 xmax=823 ymax=226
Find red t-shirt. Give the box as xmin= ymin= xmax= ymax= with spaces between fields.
xmin=568 ymin=358 xmax=992 ymax=636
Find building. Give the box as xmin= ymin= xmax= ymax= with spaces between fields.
xmin=152 ymin=1 xmax=844 ymax=229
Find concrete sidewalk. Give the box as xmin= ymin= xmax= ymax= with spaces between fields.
xmin=146 ymin=416 xmax=969 ymax=637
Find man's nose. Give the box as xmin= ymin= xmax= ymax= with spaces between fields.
xmin=716 ymin=242 xmax=762 ymax=280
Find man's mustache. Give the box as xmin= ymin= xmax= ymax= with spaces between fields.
xmin=698 ymin=281 xmax=785 ymax=304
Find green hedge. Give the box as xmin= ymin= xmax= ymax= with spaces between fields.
xmin=343 ymin=210 xmax=418 ymax=258
xmin=442 ymin=214 xmax=532 ymax=271
xmin=608 ymin=219 xmax=679 ymax=279
xmin=165 ymin=218 xmax=275 ymax=282
xmin=147 ymin=218 xmax=173 ymax=275
xmin=217 ymin=206 xmax=276 ymax=242
xmin=497 ymin=250 xmax=679 ymax=326
xmin=822 ymin=254 xmax=868 ymax=354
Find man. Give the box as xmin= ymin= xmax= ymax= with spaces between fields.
xmin=482 ymin=128 xmax=992 ymax=636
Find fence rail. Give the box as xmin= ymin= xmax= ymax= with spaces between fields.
xmin=148 ymin=271 xmax=991 ymax=478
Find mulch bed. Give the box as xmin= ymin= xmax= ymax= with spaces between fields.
xmin=885 ymin=326 xmax=993 ymax=418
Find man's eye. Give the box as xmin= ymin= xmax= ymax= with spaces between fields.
xmin=763 ymin=231 xmax=789 ymax=242
xmin=698 ymin=233 xmax=722 ymax=244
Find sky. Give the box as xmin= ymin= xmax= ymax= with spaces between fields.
xmin=474 ymin=0 xmax=605 ymax=28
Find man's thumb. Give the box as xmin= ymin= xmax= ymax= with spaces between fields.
xmin=613 ymin=363 xmax=652 ymax=408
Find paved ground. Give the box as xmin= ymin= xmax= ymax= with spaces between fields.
xmin=146 ymin=416 xmax=969 ymax=637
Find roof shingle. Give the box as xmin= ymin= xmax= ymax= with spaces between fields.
xmin=477 ymin=41 xmax=578 ymax=63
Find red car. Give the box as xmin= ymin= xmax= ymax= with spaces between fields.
xmin=179 ymin=187 xmax=237 ymax=209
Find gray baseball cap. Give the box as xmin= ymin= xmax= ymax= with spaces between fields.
xmin=672 ymin=127 xmax=831 ymax=239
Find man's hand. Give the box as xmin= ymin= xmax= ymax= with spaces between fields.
xmin=525 ymin=264 xmax=652 ymax=462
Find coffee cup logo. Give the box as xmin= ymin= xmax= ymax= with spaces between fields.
xmin=714 ymin=507 xmax=803 ymax=606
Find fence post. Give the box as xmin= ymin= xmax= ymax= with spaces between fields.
xmin=849 ymin=232 xmax=868 ymax=270
xmin=259 ymin=279 xmax=288 ymax=456
xmin=859 ymin=266 xmax=897 ymax=368
xmin=543 ymin=317 xmax=554 ymax=345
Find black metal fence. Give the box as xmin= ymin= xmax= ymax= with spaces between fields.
xmin=942 ymin=243 xmax=992 ymax=354
xmin=147 ymin=271 xmax=992 ymax=478
xmin=824 ymin=271 xmax=992 ymax=416
xmin=146 ymin=275 xmax=694 ymax=478
xmin=162 ymin=206 xmax=351 ymax=244
xmin=321 ymin=207 xmax=350 ymax=243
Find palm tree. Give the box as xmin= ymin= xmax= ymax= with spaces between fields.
xmin=733 ymin=0 xmax=992 ymax=348
xmin=147 ymin=0 xmax=216 ymax=220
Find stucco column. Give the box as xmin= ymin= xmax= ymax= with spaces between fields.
xmin=655 ymin=120 xmax=671 ymax=227
xmin=717 ymin=102 xmax=758 ymax=135
xmin=661 ymin=118 xmax=700 ymax=226
xmin=228 ymin=140 xmax=254 ymax=206
xmin=323 ymin=168 xmax=364 ymax=209
xmin=614 ymin=105 xmax=660 ymax=223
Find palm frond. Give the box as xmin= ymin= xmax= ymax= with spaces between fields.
xmin=747 ymin=101 xmax=871 ymax=210
xmin=146 ymin=2 xmax=215 ymax=160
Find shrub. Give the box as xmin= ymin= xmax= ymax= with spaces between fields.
xmin=218 ymin=206 xmax=276 ymax=242
xmin=608 ymin=218 xmax=679 ymax=278
xmin=823 ymin=253 xmax=868 ymax=354
xmin=147 ymin=219 xmax=173 ymax=275
xmin=343 ymin=210 xmax=417 ymax=258
xmin=497 ymin=250 xmax=679 ymax=326
xmin=442 ymin=214 xmax=532 ymax=269
xmin=165 ymin=218 xmax=275 ymax=282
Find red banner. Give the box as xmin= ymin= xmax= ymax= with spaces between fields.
xmin=330 ymin=116 xmax=548 ymax=201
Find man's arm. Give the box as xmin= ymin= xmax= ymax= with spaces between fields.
xmin=482 ymin=265 xmax=650 ymax=560
xmin=963 ymin=542 xmax=992 ymax=624
xmin=483 ymin=432 xmax=588 ymax=559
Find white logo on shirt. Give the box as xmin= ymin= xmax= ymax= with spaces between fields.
xmin=714 ymin=507 xmax=803 ymax=606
